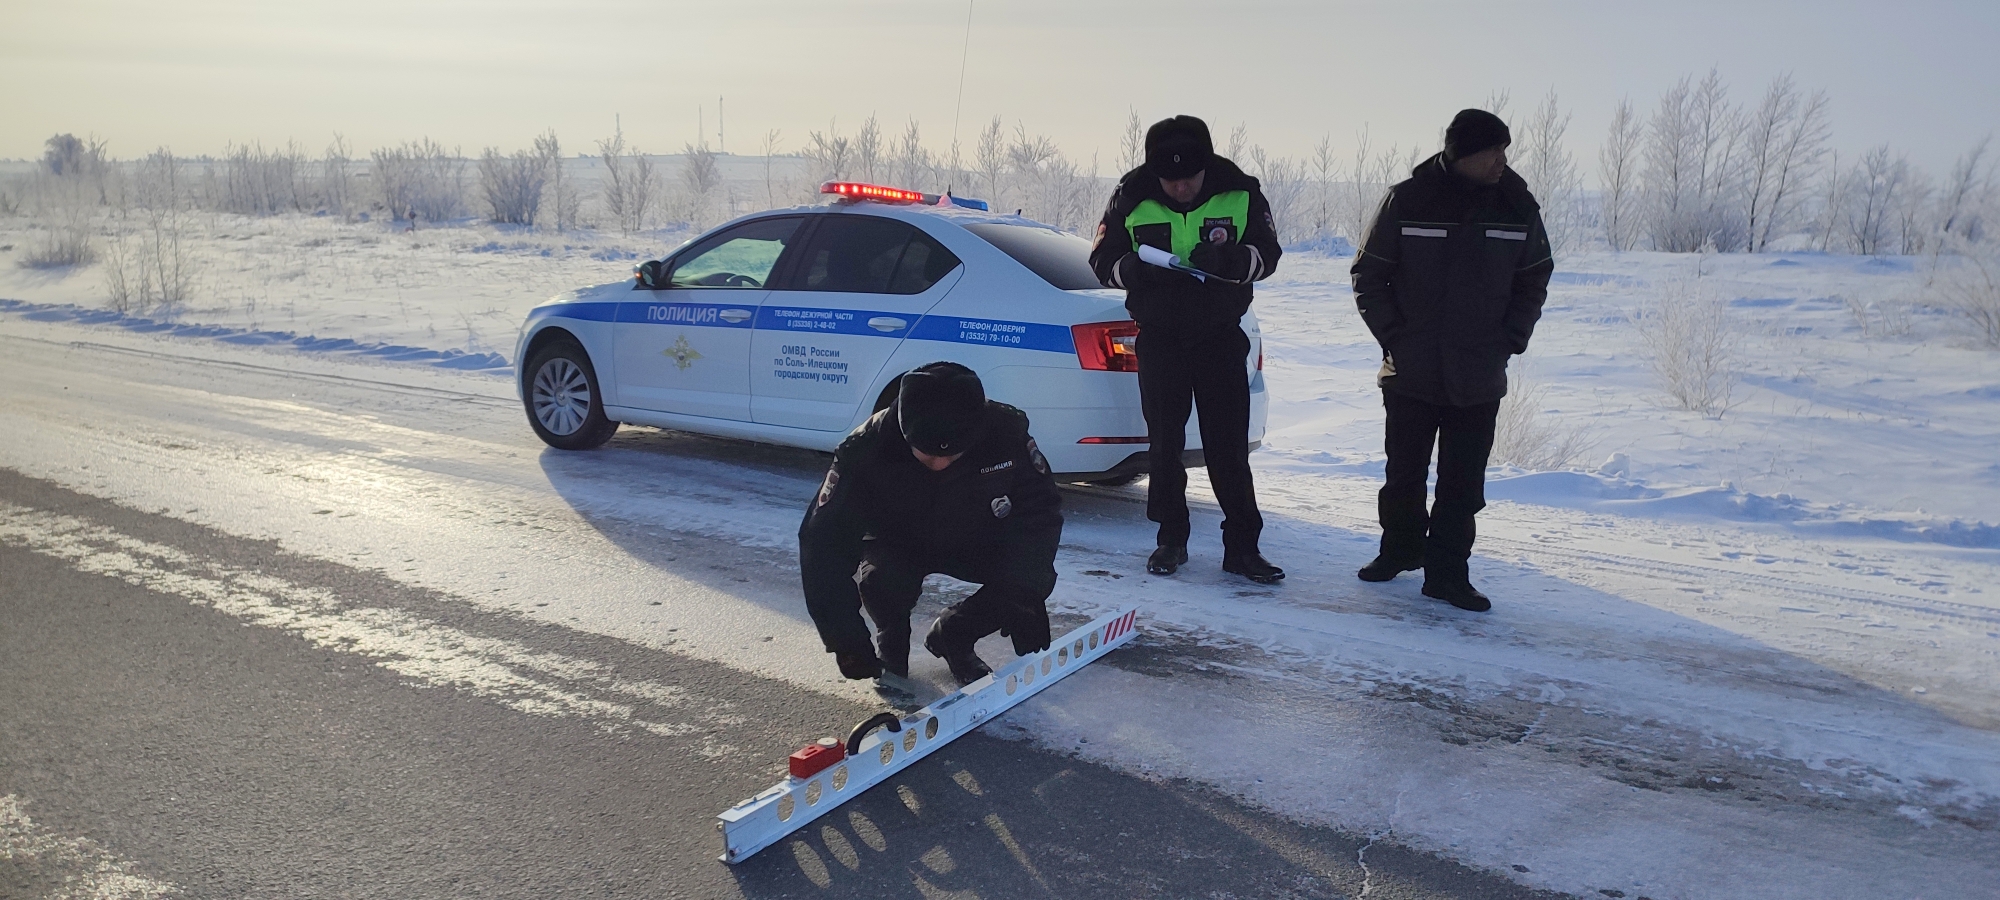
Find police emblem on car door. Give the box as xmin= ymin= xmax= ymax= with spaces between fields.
xmin=664 ymin=334 xmax=702 ymax=370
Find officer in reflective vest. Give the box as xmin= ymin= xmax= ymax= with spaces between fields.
xmin=1088 ymin=116 xmax=1285 ymax=584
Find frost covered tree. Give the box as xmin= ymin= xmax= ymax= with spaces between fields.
xmin=1599 ymin=99 xmax=1643 ymax=251
xmin=1936 ymin=137 xmax=1991 ymax=243
xmin=1118 ymin=108 xmax=1144 ymax=174
xmin=677 ymin=142 xmax=723 ymax=229
xmin=801 ymin=120 xmax=854 ymax=197
xmin=1842 ymin=145 xmax=1911 ymax=255
xmin=1642 ymin=70 xmax=1749 ymax=251
xmin=892 ymin=120 xmax=933 ymax=193
xmin=854 ymin=115 xmax=883 ymax=184
xmin=1514 ymin=89 xmax=1581 ymax=254
xmin=478 ymin=144 xmax=549 ymax=226
xmin=595 ymin=123 xmax=653 ymax=233
xmin=974 ymin=116 xmax=1007 ymax=209
xmin=1740 ymin=74 xmax=1831 ymax=252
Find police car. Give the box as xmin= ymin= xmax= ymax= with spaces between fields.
xmin=513 ymin=182 xmax=1267 ymax=483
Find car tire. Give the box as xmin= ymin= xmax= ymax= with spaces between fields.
xmin=524 ymin=339 xmax=619 ymax=450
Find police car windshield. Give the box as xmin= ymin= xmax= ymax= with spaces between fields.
xmin=961 ymin=224 xmax=1102 ymax=291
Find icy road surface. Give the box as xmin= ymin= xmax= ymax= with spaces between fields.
xmin=1 ymin=315 xmax=1996 ymax=899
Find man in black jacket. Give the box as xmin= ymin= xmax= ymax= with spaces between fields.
xmin=798 ymin=362 xmax=1062 ymax=684
xmin=1087 ymin=115 xmax=1284 ymax=584
xmin=1349 ymin=109 xmax=1554 ymax=612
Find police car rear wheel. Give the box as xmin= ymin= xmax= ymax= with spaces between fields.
xmin=525 ymin=340 xmax=618 ymax=450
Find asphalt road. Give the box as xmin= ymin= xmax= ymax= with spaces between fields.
xmin=0 ymin=468 xmax=1564 ymax=899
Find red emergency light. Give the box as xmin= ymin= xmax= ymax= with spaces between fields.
xmin=820 ymin=182 xmax=928 ymax=204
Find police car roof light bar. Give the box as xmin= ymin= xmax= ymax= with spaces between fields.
xmin=819 ymin=181 xmax=991 ymax=212
xmin=821 ymin=181 xmax=928 ymax=204
xmin=716 ymin=607 xmax=1141 ymax=864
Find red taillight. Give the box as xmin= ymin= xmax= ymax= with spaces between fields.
xmin=820 ymin=181 xmax=927 ymax=203
xmin=1073 ymin=320 xmax=1140 ymax=372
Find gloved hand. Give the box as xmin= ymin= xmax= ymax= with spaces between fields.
xmin=1189 ymin=240 xmax=1253 ymax=281
xmin=1116 ymin=251 xmax=1185 ymax=290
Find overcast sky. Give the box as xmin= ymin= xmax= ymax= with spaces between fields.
xmin=4 ymin=0 xmax=1996 ymax=178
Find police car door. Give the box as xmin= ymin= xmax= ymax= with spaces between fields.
xmin=751 ymin=214 xmax=963 ymax=431
xmin=613 ymin=216 xmax=802 ymax=420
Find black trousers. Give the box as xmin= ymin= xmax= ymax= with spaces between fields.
xmin=854 ymin=541 xmax=1055 ymax=655
xmin=1378 ymin=390 xmax=1500 ymax=585
xmin=1137 ymin=325 xmax=1263 ymax=555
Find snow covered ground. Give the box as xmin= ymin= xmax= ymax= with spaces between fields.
xmin=4 ymin=212 xmax=1998 ymax=898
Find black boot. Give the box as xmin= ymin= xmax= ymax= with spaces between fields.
xmin=875 ymin=629 xmax=911 ymax=678
xmin=834 ymin=651 xmax=883 ymax=680
xmin=924 ymin=618 xmax=991 ymax=685
xmin=1421 ymin=580 xmax=1492 ymax=612
xmin=1147 ymin=544 xmax=1189 ymax=576
xmin=1357 ymin=554 xmax=1421 ymax=582
xmin=1223 ymin=552 xmax=1286 ymax=584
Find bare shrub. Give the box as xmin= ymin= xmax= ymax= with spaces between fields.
xmin=478 ymin=144 xmax=550 ymax=225
xmin=105 ymin=149 xmax=196 ymax=314
xmin=535 ymin=130 xmax=577 ymax=230
xmin=216 ymin=141 xmax=307 ymax=214
xmin=371 ymin=139 xmax=466 ymax=223
xmin=1492 ymin=370 xmax=1595 ymax=470
xmin=323 ymin=134 xmax=356 ymax=221
xmin=1839 ymin=293 xmax=1912 ymax=339
xmin=1636 ymin=274 xmax=1743 ymax=416
xmin=1599 ymin=98 xmax=1644 ymax=251
xmin=1929 ymin=245 xmax=2000 ymax=347
xmin=596 ymin=122 xmax=657 ymax=233
xmin=676 ymin=142 xmax=722 ymax=229
xmin=18 ymin=215 xmax=95 ymax=268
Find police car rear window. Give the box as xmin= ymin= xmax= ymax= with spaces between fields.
xmin=962 ymin=224 xmax=1103 ymax=291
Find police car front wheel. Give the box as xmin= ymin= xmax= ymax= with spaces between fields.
xmin=525 ymin=340 xmax=619 ymax=450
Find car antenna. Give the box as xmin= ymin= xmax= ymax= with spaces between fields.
xmin=949 ymin=0 xmax=974 ymax=186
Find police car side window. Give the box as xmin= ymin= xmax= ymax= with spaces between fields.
xmin=889 ymin=232 xmax=962 ymax=294
xmin=667 ymin=217 xmax=800 ymax=289
xmin=788 ymin=217 xmax=928 ymax=295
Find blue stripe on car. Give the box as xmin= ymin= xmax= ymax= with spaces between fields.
xmin=753 ymin=305 xmax=900 ymax=335
xmin=527 ymin=301 xmax=621 ymax=323
xmin=908 ymin=314 xmax=1075 ymax=353
xmin=529 ymin=301 xmax=1075 ymax=354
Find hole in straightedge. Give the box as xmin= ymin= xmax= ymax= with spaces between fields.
xmin=777 ymin=794 xmax=795 ymax=821
xmin=925 ymin=717 xmax=940 ymax=739
xmin=831 ymin=765 xmax=849 ymax=791
xmin=903 ymin=729 xmax=917 ymax=752
xmin=1006 ymin=674 xmax=1018 ymax=695
xmin=805 ymin=780 xmax=822 ymax=806
xmin=879 ymin=742 xmax=895 ymax=765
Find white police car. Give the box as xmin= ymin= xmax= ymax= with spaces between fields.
xmin=514 ymin=182 xmax=1267 ymax=483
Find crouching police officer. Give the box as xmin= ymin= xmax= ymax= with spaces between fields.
xmin=799 ymin=362 xmax=1062 ymax=685
xmin=1087 ymin=115 xmax=1284 ymax=584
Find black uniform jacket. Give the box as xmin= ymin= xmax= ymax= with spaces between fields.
xmin=798 ymin=400 xmax=1063 ymax=618
xmin=1087 ymin=156 xmax=1283 ymax=340
xmin=1351 ymin=153 xmax=1555 ymax=406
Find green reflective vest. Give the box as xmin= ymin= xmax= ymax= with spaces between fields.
xmin=1125 ymin=190 xmax=1253 ymax=260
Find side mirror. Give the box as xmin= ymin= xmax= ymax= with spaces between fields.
xmin=634 ymin=259 xmax=666 ymax=289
